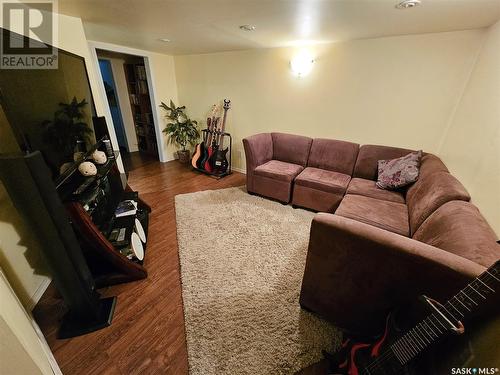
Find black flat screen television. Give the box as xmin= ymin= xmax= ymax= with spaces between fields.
xmin=0 ymin=28 xmax=99 ymax=181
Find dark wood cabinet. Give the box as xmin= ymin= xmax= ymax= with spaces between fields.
xmin=57 ymin=140 xmax=150 ymax=287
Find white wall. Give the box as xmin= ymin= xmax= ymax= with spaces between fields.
xmin=0 ymin=270 xmax=60 ymax=375
xmin=438 ymin=20 xmax=500 ymax=235
xmin=173 ymin=28 xmax=500 ymax=234
xmin=174 ymin=29 xmax=484 ymax=171
xmin=146 ymin=51 xmax=179 ymax=160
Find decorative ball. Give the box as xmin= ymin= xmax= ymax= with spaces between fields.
xmin=92 ymin=150 xmax=107 ymax=165
xmin=78 ymin=161 xmax=97 ymax=177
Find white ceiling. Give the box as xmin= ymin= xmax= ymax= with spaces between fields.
xmin=59 ymin=0 xmax=500 ymax=55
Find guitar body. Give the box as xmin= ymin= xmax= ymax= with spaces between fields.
xmin=197 ymin=143 xmax=208 ymax=169
xmin=304 ymin=262 xmax=500 ymax=375
xmin=212 ymin=147 xmax=229 ymax=175
xmin=191 ymin=142 xmax=203 ymax=168
xmin=204 ymin=146 xmax=216 ymax=173
xmin=330 ymin=314 xmax=409 ymax=375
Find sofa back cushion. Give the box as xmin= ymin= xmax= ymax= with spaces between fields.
xmin=418 ymin=153 xmax=449 ymax=179
xmin=413 ymin=201 xmax=499 ymax=267
xmin=271 ymin=133 xmax=312 ymax=166
xmin=406 ymin=171 xmax=470 ymax=235
xmin=353 ymin=144 xmax=415 ymax=180
xmin=307 ymin=138 xmax=359 ymax=175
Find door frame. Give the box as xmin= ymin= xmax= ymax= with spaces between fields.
xmin=97 ymin=57 xmax=131 ymax=152
xmin=88 ymin=41 xmax=167 ymax=162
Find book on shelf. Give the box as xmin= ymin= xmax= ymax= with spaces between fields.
xmin=130 ymin=94 xmax=139 ymax=105
xmin=115 ymin=200 xmax=138 ymax=217
xmin=136 ymin=65 xmax=147 ymax=80
xmin=138 ymin=80 xmax=148 ymax=94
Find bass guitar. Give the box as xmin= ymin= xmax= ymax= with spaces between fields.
xmin=208 ymin=99 xmax=231 ymax=175
xmin=192 ymin=104 xmax=216 ymax=169
xmin=323 ymin=260 xmax=499 ymax=375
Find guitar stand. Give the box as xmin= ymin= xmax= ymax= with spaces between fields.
xmin=193 ymin=130 xmax=232 ymax=179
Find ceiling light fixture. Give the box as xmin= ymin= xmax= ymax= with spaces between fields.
xmin=395 ymin=0 xmax=421 ymax=9
xmin=159 ymin=38 xmax=171 ymax=43
xmin=290 ymin=50 xmax=314 ymax=77
xmin=239 ymin=24 xmax=256 ymax=32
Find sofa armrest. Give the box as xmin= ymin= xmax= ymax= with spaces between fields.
xmin=242 ymin=133 xmax=273 ymax=191
xmin=300 ymin=213 xmax=485 ymax=334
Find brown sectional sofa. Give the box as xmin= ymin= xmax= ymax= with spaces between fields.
xmin=243 ymin=132 xmax=499 ymax=333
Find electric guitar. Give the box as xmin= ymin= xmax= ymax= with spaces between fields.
xmin=192 ymin=105 xmax=216 ymax=169
xmin=199 ymin=105 xmax=219 ymax=171
xmin=203 ymin=117 xmax=219 ymax=173
xmin=209 ymin=99 xmax=231 ymax=175
xmin=324 ymin=260 xmax=499 ymax=375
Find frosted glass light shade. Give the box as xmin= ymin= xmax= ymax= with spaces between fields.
xmin=290 ymin=50 xmax=314 ymax=76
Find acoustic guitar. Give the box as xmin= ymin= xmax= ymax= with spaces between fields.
xmin=322 ymin=260 xmax=499 ymax=375
xmin=208 ymin=99 xmax=231 ymax=175
xmin=191 ymin=105 xmax=216 ymax=169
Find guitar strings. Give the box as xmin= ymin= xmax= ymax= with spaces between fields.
xmin=362 ymin=271 xmax=498 ymax=374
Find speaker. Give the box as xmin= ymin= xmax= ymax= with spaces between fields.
xmin=0 ymin=151 xmax=116 ymax=338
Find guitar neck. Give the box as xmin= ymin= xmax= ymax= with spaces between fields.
xmin=370 ymin=261 xmax=499 ymax=372
xmin=218 ymin=99 xmax=231 ymax=148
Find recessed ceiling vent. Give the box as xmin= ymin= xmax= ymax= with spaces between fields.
xmin=395 ymin=0 xmax=421 ymax=9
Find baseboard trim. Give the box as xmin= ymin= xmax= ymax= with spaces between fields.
xmin=28 ymin=277 xmax=51 ymax=311
xmin=159 ymin=156 xmax=246 ymax=174
xmin=231 ymin=166 xmax=246 ymax=174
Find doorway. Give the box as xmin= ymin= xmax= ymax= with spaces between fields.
xmin=98 ymin=59 xmax=128 ymax=154
xmin=96 ymin=49 xmax=159 ymax=161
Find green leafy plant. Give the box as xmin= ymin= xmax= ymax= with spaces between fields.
xmin=42 ymin=97 xmax=93 ymax=162
xmin=160 ymin=100 xmax=199 ymax=152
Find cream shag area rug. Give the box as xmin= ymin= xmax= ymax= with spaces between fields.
xmin=175 ymin=187 xmax=341 ymax=375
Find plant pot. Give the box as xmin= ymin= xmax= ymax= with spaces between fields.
xmin=177 ymin=150 xmax=190 ymax=164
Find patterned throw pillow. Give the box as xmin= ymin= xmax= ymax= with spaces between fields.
xmin=376 ymin=151 xmax=422 ymax=190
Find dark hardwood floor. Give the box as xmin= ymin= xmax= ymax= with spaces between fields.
xmin=33 ymin=156 xmax=246 ymax=374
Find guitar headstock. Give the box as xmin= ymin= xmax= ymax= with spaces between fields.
xmin=223 ymin=99 xmax=231 ymax=111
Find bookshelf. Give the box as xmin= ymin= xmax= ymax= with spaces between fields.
xmin=124 ymin=63 xmax=158 ymax=157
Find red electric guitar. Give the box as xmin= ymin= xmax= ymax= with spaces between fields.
xmin=199 ymin=104 xmax=220 ymax=172
xmin=318 ymin=260 xmax=499 ymax=375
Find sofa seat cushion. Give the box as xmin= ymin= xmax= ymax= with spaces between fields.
xmin=347 ymin=178 xmax=405 ymax=204
xmin=254 ymin=160 xmax=304 ymax=182
xmin=295 ymin=167 xmax=351 ymax=194
xmin=413 ymin=201 xmax=499 ymax=267
xmin=336 ymin=194 xmax=410 ymax=236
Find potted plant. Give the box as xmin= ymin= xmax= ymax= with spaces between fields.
xmin=42 ymin=97 xmax=93 ymax=166
xmin=160 ymin=100 xmax=199 ymax=163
